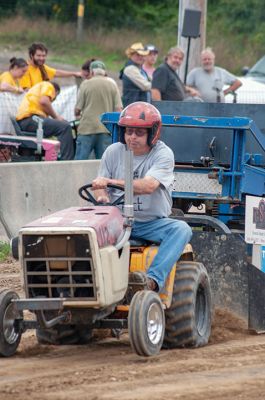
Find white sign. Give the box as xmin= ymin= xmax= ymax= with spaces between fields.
xmin=245 ymin=195 xmax=265 ymax=244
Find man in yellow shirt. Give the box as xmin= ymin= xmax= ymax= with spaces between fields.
xmin=19 ymin=43 xmax=82 ymax=89
xmin=16 ymin=81 xmax=74 ymax=160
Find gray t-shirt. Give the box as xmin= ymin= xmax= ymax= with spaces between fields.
xmin=98 ymin=141 xmax=174 ymax=221
xmin=187 ymin=66 xmax=237 ymax=102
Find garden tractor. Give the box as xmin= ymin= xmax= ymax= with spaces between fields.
xmin=0 ymin=149 xmax=212 ymax=357
xmin=4 ymin=106 xmax=265 ymax=359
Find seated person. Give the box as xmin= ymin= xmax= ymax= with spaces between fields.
xmin=92 ymin=101 xmax=192 ymax=291
xmin=0 ymin=57 xmax=28 ymax=94
xmin=16 ymin=81 xmax=74 ymax=160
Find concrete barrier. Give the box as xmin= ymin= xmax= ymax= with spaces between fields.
xmin=0 ymin=160 xmax=100 ymax=239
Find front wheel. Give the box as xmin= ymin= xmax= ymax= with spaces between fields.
xmin=128 ymin=290 xmax=165 ymax=357
xmin=164 ymin=261 xmax=212 ymax=348
xmin=0 ymin=288 xmax=22 ymax=357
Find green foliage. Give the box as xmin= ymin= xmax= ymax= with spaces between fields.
xmin=85 ymin=0 xmax=179 ymax=31
xmin=0 ymin=0 xmax=180 ymax=29
xmin=0 ymin=242 xmax=10 ymax=262
xmin=0 ymin=0 xmax=17 ymax=17
xmin=209 ymin=0 xmax=265 ymax=34
xmin=0 ymin=1 xmax=264 ymax=73
xmin=15 ymin=0 xmax=76 ymax=21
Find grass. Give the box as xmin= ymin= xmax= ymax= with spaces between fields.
xmin=0 ymin=15 xmax=262 ymax=75
xmin=0 ymin=15 xmax=179 ymax=72
xmin=0 ymin=241 xmax=10 ymax=262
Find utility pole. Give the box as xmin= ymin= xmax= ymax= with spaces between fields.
xmin=178 ymin=0 xmax=207 ymax=81
xmin=76 ymin=0 xmax=85 ymax=42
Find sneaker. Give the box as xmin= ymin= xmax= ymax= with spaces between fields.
xmin=146 ymin=277 xmax=159 ymax=292
xmin=128 ymin=271 xmax=147 ymax=286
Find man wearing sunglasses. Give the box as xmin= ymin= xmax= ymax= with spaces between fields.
xmin=92 ymin=101 xmax=192 ymax=292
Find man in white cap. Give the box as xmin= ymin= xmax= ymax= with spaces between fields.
xmin=143 ymin=44 xmax=159 ymax=79
xmin=120 ymin=42 xmax=151 ymax=107
xmin=74 ymin=60 xmax=123 ymax=160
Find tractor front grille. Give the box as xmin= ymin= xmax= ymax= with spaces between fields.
xmin=22 ymin=234 xmax=96 ymax=300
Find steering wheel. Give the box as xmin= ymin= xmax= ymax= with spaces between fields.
xmin=78 ymin=183 xmax=125 ymax=206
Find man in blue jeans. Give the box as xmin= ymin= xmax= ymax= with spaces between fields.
xmin=74 ymin=60 xmax=122 ymax=160
xmin=92 ymin=101 xmax=192 ymax=291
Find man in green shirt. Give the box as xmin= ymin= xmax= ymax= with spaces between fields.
xmin=74 ymin=60 xmax=123 ymax=159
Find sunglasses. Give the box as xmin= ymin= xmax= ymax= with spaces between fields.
xmin=125 ymin=128 xmax=148 ymax=137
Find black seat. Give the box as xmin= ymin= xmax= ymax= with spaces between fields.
xmin=129 ymin=238 xmax=159 ymax=247
xmin=10 ymin=117 xmax=35 ymax=137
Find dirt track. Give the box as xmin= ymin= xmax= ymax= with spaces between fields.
xmin=1 ymin=258 xmax=265 ymax=400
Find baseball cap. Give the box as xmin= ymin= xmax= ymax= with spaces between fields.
xmin=90 ymin=60 xmax=106 ymax=70
xmin=125 ymin=42 xmax=150 ymax=57
xmin=144 ymin=44 xmax=158 ymax=53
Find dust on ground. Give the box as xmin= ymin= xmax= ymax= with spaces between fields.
xmin=1 ymin=257 xmax=265 ymax=400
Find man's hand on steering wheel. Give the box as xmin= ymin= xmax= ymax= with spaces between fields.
xmin=78 ymin=182 xmax=125 ymax=206
xmin=97 ymin=195 xmax=110 ymax=203
xmin=92 ymin=177 xmax=111 ymax=190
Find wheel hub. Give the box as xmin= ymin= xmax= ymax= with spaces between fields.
xmin=147 ymin=303 xmax=164 ymax=345
xmin=3 ymin=303 xmax=20 ymax=344
xmin=196 ymin=286 xmax=207 ymax=336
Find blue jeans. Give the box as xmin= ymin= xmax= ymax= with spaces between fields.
xmin=131 ymin=218 xmax=192 ymax=291
xmin=74 ymin=133 xmax=112 ymax=160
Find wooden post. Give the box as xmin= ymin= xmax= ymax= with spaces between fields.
xmin=178 ymin=0 xmax=207 ymax=81
xmin=76 ymin=0 xmax=85 ymax=42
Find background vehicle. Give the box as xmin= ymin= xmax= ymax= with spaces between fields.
xmin=225 ymin=76 xmax=265 ymax=104
xmin=242 ymin=55 xmax=265 ymax=84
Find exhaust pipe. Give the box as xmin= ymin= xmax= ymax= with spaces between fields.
xmin=115 ymin=149 xmax=134 ymax=250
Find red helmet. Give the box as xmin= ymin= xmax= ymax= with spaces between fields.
xmin=118 ymin=102 xmax=162 ymax=146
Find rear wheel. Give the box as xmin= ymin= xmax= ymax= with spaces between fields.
xmin=36 ymin=324 xmax=93 ymax=345
xmin=128 ymin=290 xmax=165 ymax=356
xmin=164 ymin=261 xmax=212 ymax=348
xmin=0 ymin=289 xmax=22 ymax=357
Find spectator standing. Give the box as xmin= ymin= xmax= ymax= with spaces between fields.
xmin=16 ymin=81 xmax=74 ymax=160
xmin=79 ymin=58 xmax=119 ymax=89
xmin=120 ymin=42 xmax=151 ymax=107
xmin=74 ymin=60 xmax=122 ymax=160
xmin=75 ymin=58 xmax=96 ymax=88
xmin=152 ymin=46 xmax=199 ymax=101
xmin=81 ymin=58 xmax=95 ymax=80
xmin=187 ymin=47 xmax=242 ymax=103
xmin=19 ymin=43 xmax=82 ymax=90
xmin=0 ymin=57 xmax=28 ymax=94
xmin=143 ymin=44 xmax=159 ymax=79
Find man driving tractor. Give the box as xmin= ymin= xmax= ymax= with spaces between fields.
xmin=92 ymin=101 xmax=192 ymax=292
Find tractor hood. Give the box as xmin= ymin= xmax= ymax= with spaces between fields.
xmin=22 ymin=206 xmax=124 ymax=248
